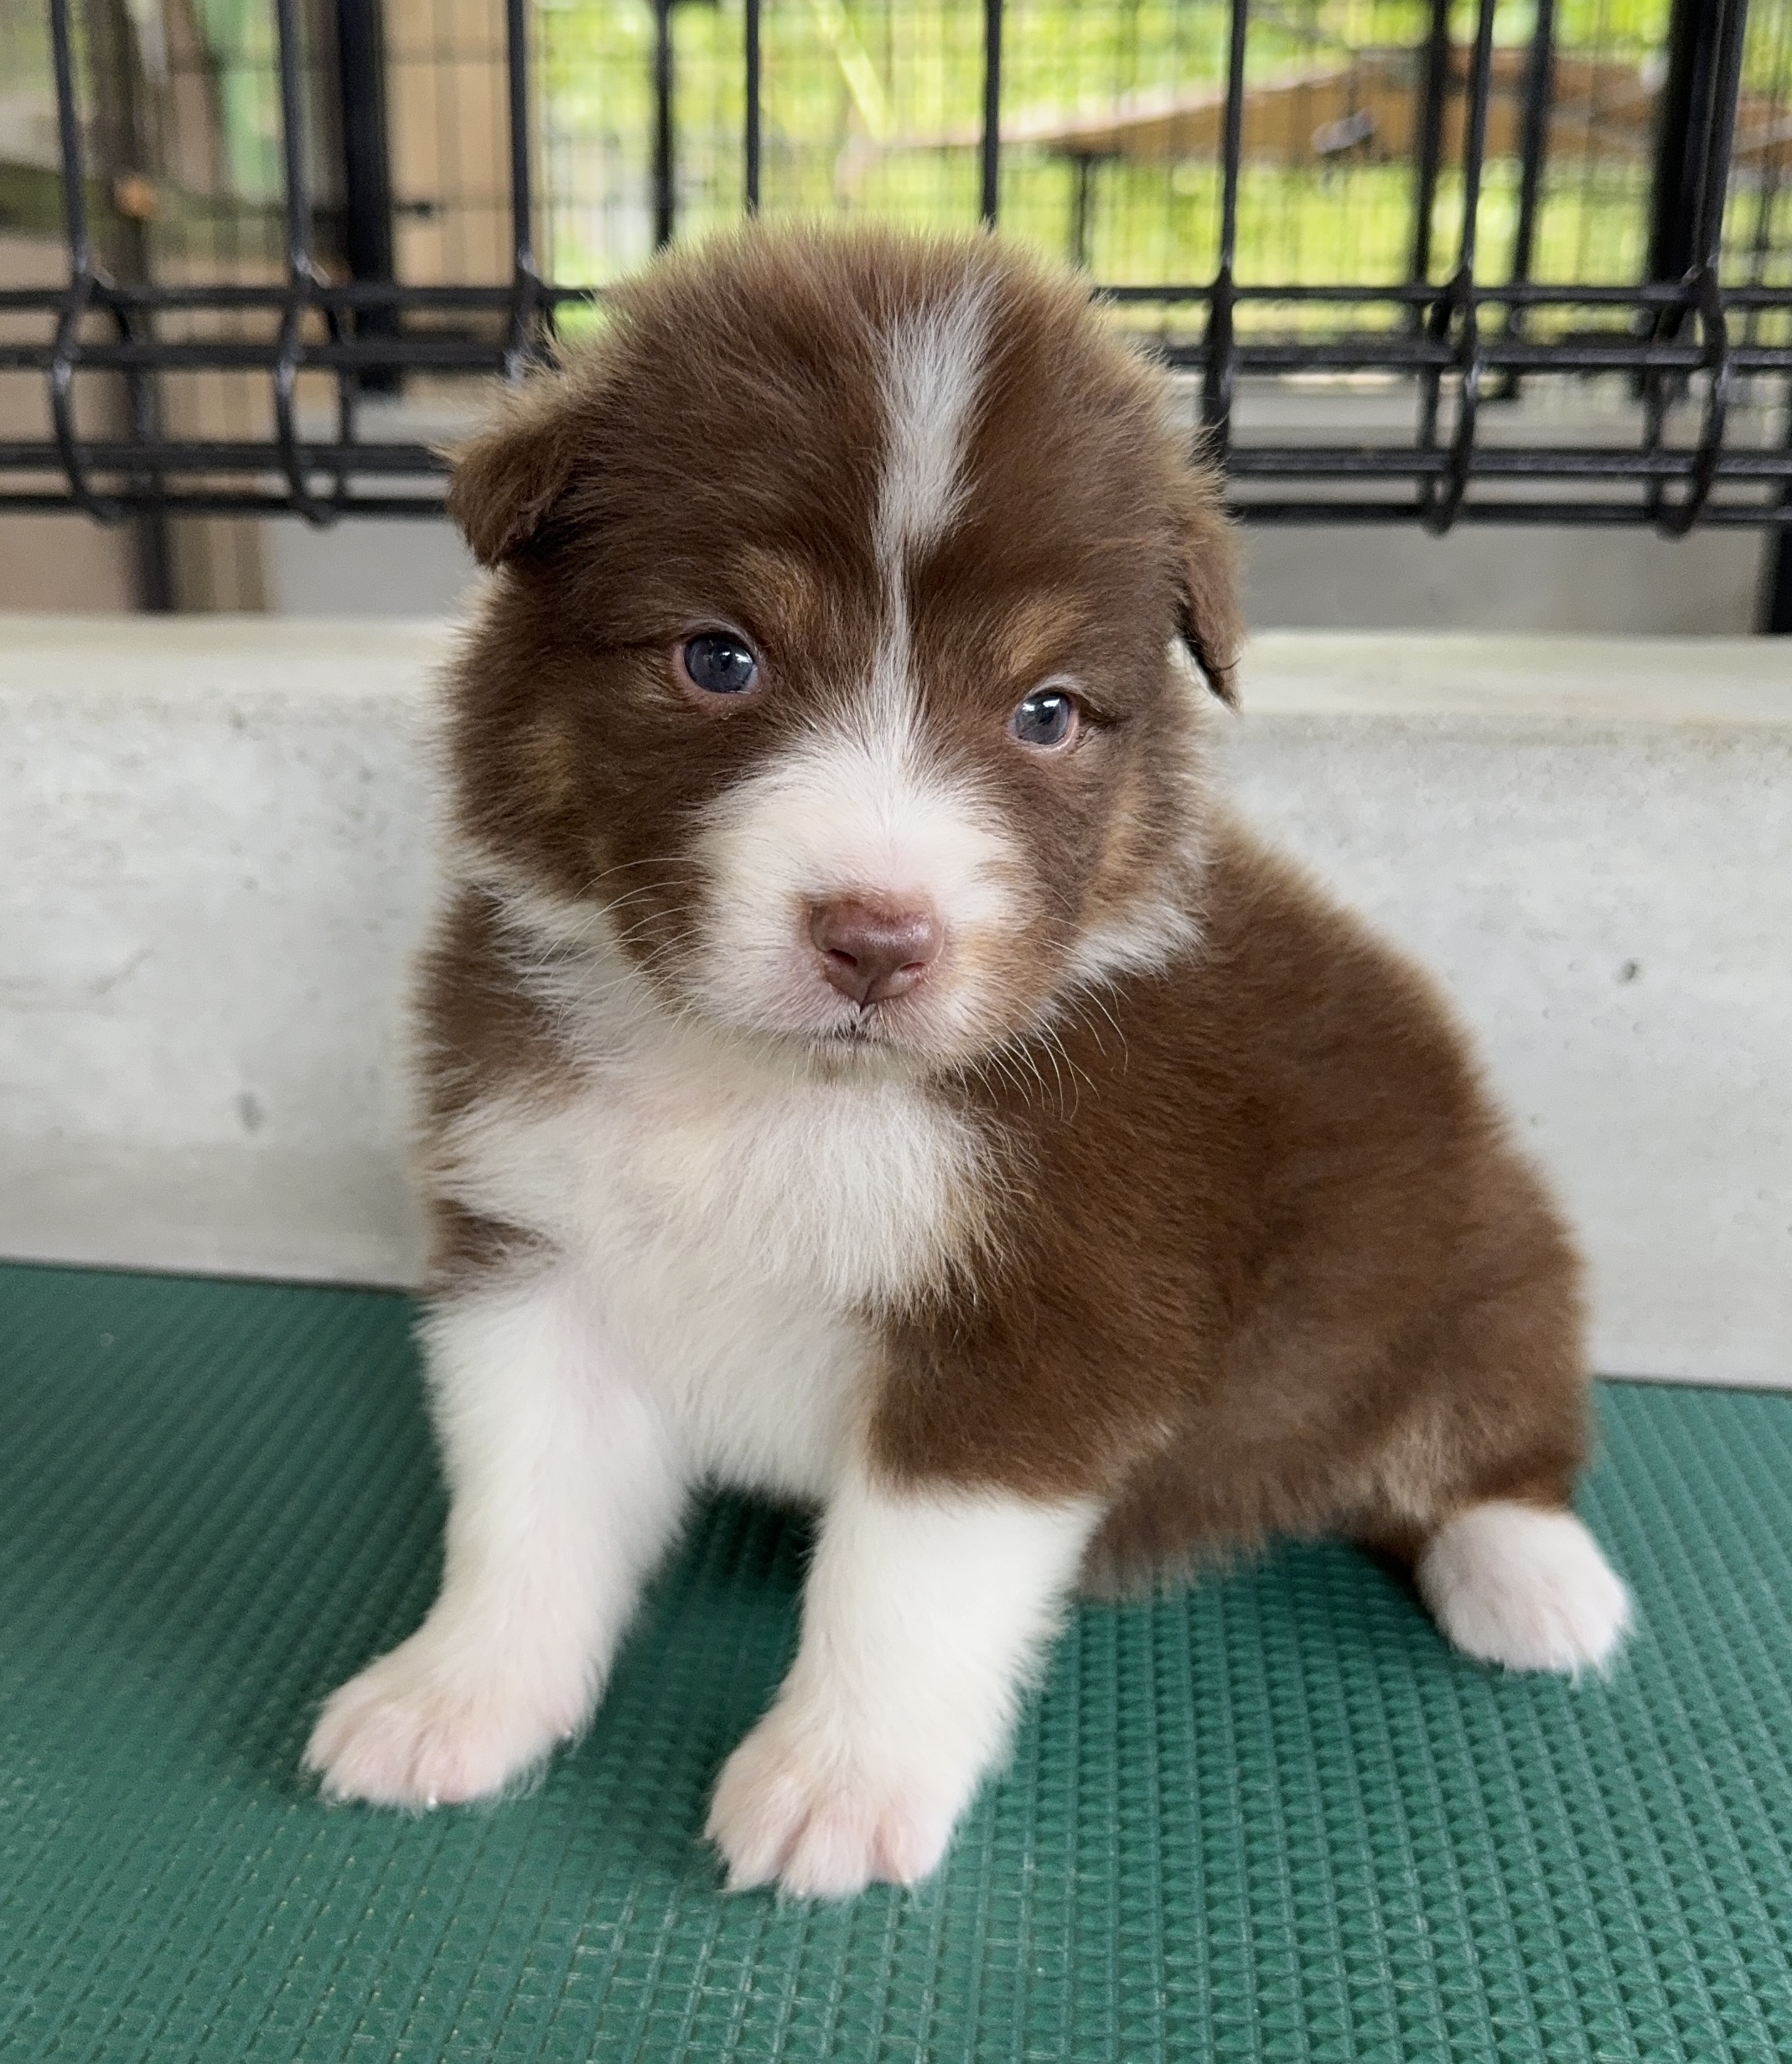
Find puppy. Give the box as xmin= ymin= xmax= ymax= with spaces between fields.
xmin=305 ymin=225 xmax=1630 ymax=1897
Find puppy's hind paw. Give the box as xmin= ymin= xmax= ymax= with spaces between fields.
xmin=1417 ymin=1501 xmax=1632 ymax=1676
xmin=303 ymin=1632 xmax=584 ymax=1808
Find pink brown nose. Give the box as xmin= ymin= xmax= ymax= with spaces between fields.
xmin=809 ymin=897 xmax=945 ymax=1007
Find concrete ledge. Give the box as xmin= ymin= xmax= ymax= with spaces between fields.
xmin=3 ymin=615 xmax=1788 ymax=1385
xmin=3 ymin=618 xmax=442 ymax=1289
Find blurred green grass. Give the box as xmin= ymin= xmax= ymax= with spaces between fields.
xmin=537 ymin=0 xmax=1687 ymax=301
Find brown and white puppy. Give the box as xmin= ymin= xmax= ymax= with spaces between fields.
xmin=305 ymin=225 xmax=1629 ymax=1896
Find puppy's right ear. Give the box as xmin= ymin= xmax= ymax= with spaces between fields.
xmin=445 ymin=377 xmax=578 ymax=568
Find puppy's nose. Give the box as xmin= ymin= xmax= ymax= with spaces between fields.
xmin=809 ymin=897 xmax=944 ymax=1007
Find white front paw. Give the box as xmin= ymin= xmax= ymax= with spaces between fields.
xmin=304 ymin=1629 xmax=588 ymax=1808
xmin=706 ymin=1704 xmax=969 ymax=1898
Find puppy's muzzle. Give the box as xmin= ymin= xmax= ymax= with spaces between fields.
xmin=809 ymin=897 xmax=945 ymax=1008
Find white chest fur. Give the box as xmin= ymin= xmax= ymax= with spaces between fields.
xmin=432 ymin=1003 xmax=984 ymax=1502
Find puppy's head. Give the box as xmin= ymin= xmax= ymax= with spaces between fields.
xmin=447 ymin=225 xmax=1240 ymax=1066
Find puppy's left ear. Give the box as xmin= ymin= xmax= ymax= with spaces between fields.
xmin=1173 ymin=465 xmax=1243 ymax=707
xmin=446 ymin=373 xmax=580 ymax=568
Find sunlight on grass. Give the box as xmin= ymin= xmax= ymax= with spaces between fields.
xmin=531 ymin=0 xmax=1719 ymax=310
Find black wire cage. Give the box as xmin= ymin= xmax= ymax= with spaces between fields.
xmin=3 ymin=0 xmax=1790 ymax=599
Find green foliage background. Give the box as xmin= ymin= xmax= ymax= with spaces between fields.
xmin=535 ymin=0 xmax=1742 ymax=305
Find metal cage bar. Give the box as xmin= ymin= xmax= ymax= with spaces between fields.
xmin=269 ymin=0 xmax=349 ymax=523
xmin=7 ymin=0 xmax=1787 ymax=532
xmin=334 ymin=0 xmax=400 ymax=396
xmin=1197 ymin=0 xmax=1248 ymax=463
xmin=1508 ymin=0 xmax=1556 ymax=302
xmin=652 ymin=0 xmax=676 ymax=250
xmin=743 ymin=0 xmax=762 ymax=216
xmin=980 ymin=0 xmax=1002 ymax=228
xmin=505 ymin=0 xmax=544 ymax=374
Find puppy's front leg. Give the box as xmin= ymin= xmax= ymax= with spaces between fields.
xmin=306 ymin=1262 xmax=684 ymax=1807
xmin=707 ymin=1471 xmax=1096 ymax=1898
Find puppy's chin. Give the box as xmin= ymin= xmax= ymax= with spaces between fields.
xmin=681 ymin=963 xmax=1029 ymax=1074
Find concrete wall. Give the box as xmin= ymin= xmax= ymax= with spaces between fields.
xmin=3 ymin=615 xmax=1788 ymax=1384
xmin=1236 ymin=524 xmax=1769 ymax=637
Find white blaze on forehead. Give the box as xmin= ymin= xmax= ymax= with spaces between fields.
xmin=873 ymin=274 xmax=994 ymax=582
xmin=686 ymin=272 xmax=1015 ymax=1052
xmin=862 ymin=272 xmax=995 ymax=744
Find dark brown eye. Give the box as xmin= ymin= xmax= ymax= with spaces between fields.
xmin=1010 ymin=687 xmax=1079 ymax=749
xmin=681 ymin=632 xmax=759 ymax=697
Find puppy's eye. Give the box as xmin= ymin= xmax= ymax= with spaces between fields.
xmin=1010 ymin=687 xmax=1080 ymax=749
xmin=681 ymin=632 xmax=760 ymax=697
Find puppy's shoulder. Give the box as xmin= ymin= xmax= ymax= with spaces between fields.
xmin=1182 ymin=813 xmax=1472 ymax=1079
xmin=1008 ymin=812 xmax=1490 ymax=1201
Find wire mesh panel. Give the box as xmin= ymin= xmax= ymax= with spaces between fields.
xmin=0 ymin=0 xmax=1785 ymax=532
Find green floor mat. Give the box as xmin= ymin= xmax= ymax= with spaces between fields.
xmin=1 ymin=1263 xmax=1789 ymax=2062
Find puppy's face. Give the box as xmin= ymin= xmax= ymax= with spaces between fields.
xmin=448 ymin=228 xmax=1239 ymax=1066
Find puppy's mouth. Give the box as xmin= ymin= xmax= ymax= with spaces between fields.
xmin=814 ymin=1007 xmax=904 ymax=1050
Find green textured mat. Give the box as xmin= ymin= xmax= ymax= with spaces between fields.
xmin=1 ymin=1266 xmax=1789 ymax=2062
